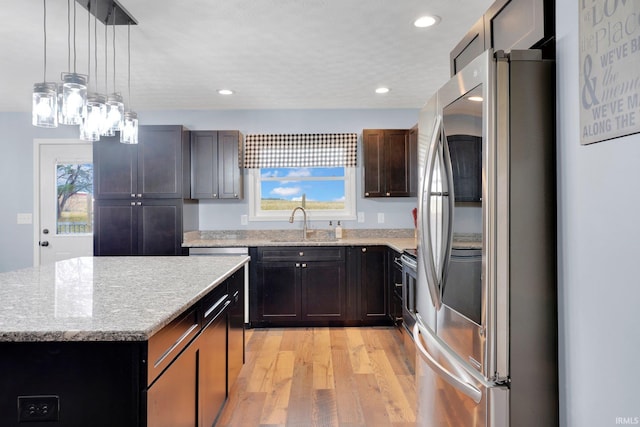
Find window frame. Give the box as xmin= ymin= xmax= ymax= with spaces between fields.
xmin=247 ymin=166 xmax=357 ymax=221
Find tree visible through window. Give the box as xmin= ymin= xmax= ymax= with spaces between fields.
xmin=57 ymin=163 xmax=93 ymax=234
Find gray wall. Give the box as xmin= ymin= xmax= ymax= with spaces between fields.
xmin=0 ymin=109 xmax=419 ymax=272
xmin=556 ymin=0 xmax=640 ymax=425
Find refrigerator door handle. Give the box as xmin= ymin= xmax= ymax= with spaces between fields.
xmin=439 ymin=129 xmax=455 ymax=294
xmin=421 ymin=115 xmax=443 ymax=309
xmin=413 ymin=321 xmax=482 ymax=404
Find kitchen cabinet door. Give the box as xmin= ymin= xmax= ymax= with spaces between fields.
xmin=94 ymin=199 xmax=184 ymax=256
xmin=190 ymin=130 xmax=243 ymax=200
xmin=94 ymin=125 xmax=189 ymax=200
xmin=255 ymin=261 xmax=301 ymax=324
xmin=363 ymin=129 xmax=416 ymax=197
xmin=388 ymin=249 xmax=403 ymax=327
xmin=301 ymin=260 xmax=347 ymax=321
xmin=358 ymin=246 xmax=388 ymax=321
xmin=227 ymin=270 xmax=245 ymax=393
xmin=147 ymin=340 xmax=198 ymax=427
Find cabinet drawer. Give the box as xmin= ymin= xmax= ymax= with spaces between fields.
xmin=147 ymin=308 xmax=199 ymax=385
xmin=200 ymin=283 xmax=230 ymax=326
xmin=258 ymin=246 xmax=345 ymax=262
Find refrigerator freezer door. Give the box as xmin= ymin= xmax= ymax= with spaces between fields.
xmin=414 ymin=317 xmax=508 ymax=427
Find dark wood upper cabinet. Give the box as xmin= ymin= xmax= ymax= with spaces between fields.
xmin=94 ymin=125 xmax=190 ymax=199
xmin=450 ymin=0 xmax=554 ymax=76
xmin=93 ymin=125 xmax=192 ymax=256
xmin=363 ymin=129 xmax=417 ymax=198
xmin=190 ymin=130 xmax=243 ymax=200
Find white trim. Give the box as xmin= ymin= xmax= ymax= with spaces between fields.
xmin=33 ymin=138 xmax=92 ymax=267
xmin=248 ymin=167 xmax=357 ymax=221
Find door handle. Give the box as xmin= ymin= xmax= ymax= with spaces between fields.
xmin=39 ymin=241 xmax=49 ymax=247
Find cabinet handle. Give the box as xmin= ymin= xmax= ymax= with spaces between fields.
xmin=233 ymin=194 xmax=238 ymax=198
xmin=362 ymin=248 xmax=367 ymax=253
xmin=130 ymin=202 xmax=136 ymax=206
xmin=365 ymin=192 xmax=370 ymax=196
xmin=136 ymin=202 xmax=142 ymax=206
xmin=386 ymin=192 xmax=390 ymax=196
xmin=301 ymin=263 xmax=307 ymax=268
xmin=130 ymin=193 xmax=136 ymax=198
xmin=299 ymin=251 xmax=304 ymax=257
xmin=213 ymin=193 xmax=217 ymax=198
xmin=137 ymin=194 xmax=142 ymax=198
xmin=296 ymin=263 xmax=301 ymax=267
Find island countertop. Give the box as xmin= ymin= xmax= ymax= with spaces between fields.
xmin=0 ymin=255 xmax=249 ymax=343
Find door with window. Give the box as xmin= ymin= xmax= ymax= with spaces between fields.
xmin=38 ymin=142 xmax=93 ymax=266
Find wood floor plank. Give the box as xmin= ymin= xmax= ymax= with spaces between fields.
xmin=369 ymin=349 xmax=416 ymax=423
xmin=331 ymin=347 xmax=364 ymax=425
xmin=312 ymin=388 xmax=339 ymax=427
xmin=354 ymin=373 xmax=393 ymax=426
xmin=313 ymin=328 xmax=335 ymax=390
xmin=260 ymin=351 xmax=295 ymax=425
xmin=345 ymin=328 xmax=373 ymax=374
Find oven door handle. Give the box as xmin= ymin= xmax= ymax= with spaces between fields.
xmin=413 ymin=321 xmax=482 ymax=403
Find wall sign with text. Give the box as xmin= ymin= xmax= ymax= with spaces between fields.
xmin=579 ymin=0 xmax=640 ymax=145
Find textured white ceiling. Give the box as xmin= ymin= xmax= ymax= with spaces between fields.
xmin=0 ymin=0 xmax=492 ymax=112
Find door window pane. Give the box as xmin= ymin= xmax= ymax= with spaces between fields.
xmin=56 ymin=163 xmax=93 ymax=235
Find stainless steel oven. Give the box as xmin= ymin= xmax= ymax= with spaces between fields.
xmin=401 ymin=251 xmax=418 ymax=334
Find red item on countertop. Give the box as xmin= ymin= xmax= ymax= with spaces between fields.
xmin=412 ymin=208 xmax=417 ymax=228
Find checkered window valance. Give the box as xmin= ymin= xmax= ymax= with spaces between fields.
xmin=242 ymin=133 xmax=358 ymax=168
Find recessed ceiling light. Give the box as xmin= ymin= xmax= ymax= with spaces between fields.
xmin=468 ymin=96 xmax=483 ymax=102
xmin=218 ymin=89 xmax=234 ymax=95
xmin=414 ymin=15 xmax=440 ymax=28
xmin=375 ymin=87 xmax=390 ymax=94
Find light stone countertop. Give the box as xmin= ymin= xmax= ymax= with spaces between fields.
xmin=0 ymin=256 xmax=249 ymax=343
xmin=183 ymin=229 xmax=418 ymax=254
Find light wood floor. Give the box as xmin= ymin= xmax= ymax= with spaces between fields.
xmin=217 ymin=327 xmax=417 ymax=427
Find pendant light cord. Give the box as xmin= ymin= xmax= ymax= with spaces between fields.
xmin=104 ymin=10 xmax=108 ymax=94
xmin=113 ymin=6 xmax=117 ymax=93
xmin=127 ymin=21 xmax=132 ymax=108
xmin=42 ymin=0 xmax=47 ymax=81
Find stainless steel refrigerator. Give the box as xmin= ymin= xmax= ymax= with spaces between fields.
xmin=413 ymin=49 xmax=558 ymax=427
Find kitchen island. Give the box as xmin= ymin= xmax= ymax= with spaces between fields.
xmin=0 ymin=255 xmax=249 ymax=427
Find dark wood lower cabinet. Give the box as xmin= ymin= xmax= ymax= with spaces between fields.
xmin=250 ymin=246 xmax=391 ymax=327
xmin=0 ymin=271 xmax=245 ymax=427
xmin=250 ymin=247 xmax=347 ymax=327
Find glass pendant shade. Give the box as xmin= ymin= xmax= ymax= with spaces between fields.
xmin=60 ymin=73 xmax=88 ymax=125
xmin=32 ymin=82 xmax=58 ymax=128
xmin=120 ymin=111 xmax=138 ymax=144
xmin=80 ymin=93 xmax=106 ymax=142
xmin=103 ymin=93 xmax=124 ymax=136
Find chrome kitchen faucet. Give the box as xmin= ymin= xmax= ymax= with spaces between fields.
xmin=289 ymin=206 xmax=308 ymax=240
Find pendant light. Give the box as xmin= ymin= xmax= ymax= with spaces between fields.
xmin=81 ymin=0 xmax=106 ymax=142
xmin=32 ymin=0 xmax=58 ymax=128
xmin=104 ymin=6 xmax=124 ymax=136
xmin=60 ymin=0 xmax=87 ymax=126
xmin=120 ymin=21 xmax=138 ymax=145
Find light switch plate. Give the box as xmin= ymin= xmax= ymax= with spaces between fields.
xmin=17 ymin=213 xmax=32 ymax=225
xmin=240 ymin=214 xmax=248 ymax=225
xmin=377 ymin=213 xmax=385 ymax=224
xmin=357 ymin=212 xmax=365 ymax=223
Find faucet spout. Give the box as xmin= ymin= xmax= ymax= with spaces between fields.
xmin=289 ymin=206 xmax=308 ymax=240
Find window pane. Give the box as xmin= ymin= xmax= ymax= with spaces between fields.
xmin=56 ymin=163 xmax=93 ymax=235
xmin=260 ymin=167 xmax=345 ymax=211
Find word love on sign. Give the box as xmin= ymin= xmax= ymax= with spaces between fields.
xmin=579 ymin=0 xmax=640 ymax=145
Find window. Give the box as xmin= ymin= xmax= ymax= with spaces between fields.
xmin=244 ymin=133 xmax=358 ymax=221
xmin=248 ymin=166 xmax=356 ymax=221
xmin=56 ymin=163 xmax=93 ymax=234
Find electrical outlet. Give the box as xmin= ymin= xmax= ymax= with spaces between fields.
xmin=17 ymin=395 xmax=59 ymax=422
xmin=357 ymin=212 xmax=365 ymax=223
xmin=377 ymin=213 xmax=385 ymax=223
xmin=240 ymin=214 xmax=248 ymax=225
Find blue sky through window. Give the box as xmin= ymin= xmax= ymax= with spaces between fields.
xmin=260 ymin=167 xmax=345 ymax=202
